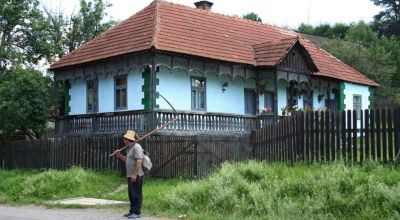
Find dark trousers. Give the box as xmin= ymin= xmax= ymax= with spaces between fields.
xmin=127 ymin=176 xmax=143 ymax=215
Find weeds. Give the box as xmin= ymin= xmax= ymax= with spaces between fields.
xmin=163 ymin=161 xmax=400 ymax=219
xmin=1 ymin=161 xmax=399 ymax=219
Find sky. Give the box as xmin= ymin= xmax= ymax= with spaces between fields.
xmin=43 ymin=0 xmax=382 ymax=29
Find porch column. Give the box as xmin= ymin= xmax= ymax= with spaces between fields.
xmin=326 ymin=82 xmax=331 ymax=110
xmin=307 ymin=80 xmax=312 ymax=110
xmin=255 ymin=70 xmax=260 ymax=116
xmin=273 ymin=68 xmax=278 ymax=119
xmin=150 ymin=50 xmax=157 ymax=131
xmin=150 ymin=49 xmax=157 ymax=110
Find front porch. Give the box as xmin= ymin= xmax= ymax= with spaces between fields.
xmin=55 ymin=109 xmax=280 ymax=136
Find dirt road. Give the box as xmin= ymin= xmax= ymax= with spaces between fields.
xmin=0 ymin=205 xmax=167 ymax=220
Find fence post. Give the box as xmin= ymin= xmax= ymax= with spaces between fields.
xmin=0 ymin=142 xmax=3 ymax=169
xmin=193 ymin=135 xmax=198 ymax=178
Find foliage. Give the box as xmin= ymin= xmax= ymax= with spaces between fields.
xmin=0 ymin=66 xmax=52 ymax=138
xmin=242 ymin=12 xmax=262 ymax=22
xmin=0 ymin=0 xmax=56 ymax=68
xmin=371 ymin=0 xmax=400 ymax=38
xmin=43 ymin=0 xmax=117 ymax=60
xmin=320 ymin=21 xmax=400 ymax=104
xmin=0 ymin=1 xmax=116 ymax=139
xmin=298 ymin=22 xmax=352 ymax=39
xmin=1 ymin=163 xmax=399 ymax=219
xmin=64 ymin=0 xmax=117 ymax=53
xmin=163 ymin=161 xmax=400 ymax=219
xmin=0 ymin=167 xmax=184 ymax=218
xmin=0 ymin=167 xmax=124 ymax=204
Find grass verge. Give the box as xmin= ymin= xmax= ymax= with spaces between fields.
xmin=1 ymin=161 xmax=400 ymax=219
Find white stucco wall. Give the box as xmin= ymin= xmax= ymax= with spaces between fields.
xmin=343 ymin=83 xmax=370 ymax=110
xmin=68 ymin=70 xmax=144 ymax=115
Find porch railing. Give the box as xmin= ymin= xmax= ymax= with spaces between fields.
xmin=55 ymin=110 xmax=280 ymax=136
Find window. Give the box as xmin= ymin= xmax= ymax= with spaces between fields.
xmin=286 ymin=87 xmax=298 ymax=108
xmin=326 ymin=99 xmax=337 ymax=110
xmin=353 ymin=95 xmax=362 ymax=120
xmin=115 ymin=75 xmax=127 ymax=110
xmin=191 ymin=77 xmax=206 ymax=110
xmin=245 ymin=89 xmax=256 ymax=115
xmin=87 ymin=79 xmax=98 ymax=113
xmin=303 ymin=91 xmax=313 ymax=110
xmin=264 ymin=91 xmax=275 ymax=113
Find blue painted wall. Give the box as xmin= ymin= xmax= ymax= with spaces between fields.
xmin=156 ymin=68 xmax=191 ymax=110
xmin=156 ymin=68 xmax=255 ymax=114
xmin=69 ymin=70 xmax=144 ymax=115
xmin=128 ymin=70 xmax=144 ymax=110
xmin=277 ymin=81 xmax=288 ymax=115
xmin=98 ymin=75 xmax=114 ymax=113
xmin=69 ymin=79 xmax=86 ymax=115
xmin=68 ymin=66 xmax=371 ymax=117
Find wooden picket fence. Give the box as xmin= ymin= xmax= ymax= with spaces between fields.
xmin=1 ymin=108 xmax=400 ymax=179
xmin=252 ymin=109 xmax=400 ymax=164
xmin=0 ymin=133 xmax=250 ymax=178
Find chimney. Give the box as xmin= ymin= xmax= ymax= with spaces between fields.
xmin=194 ymin=1 xmax=213 ymax=11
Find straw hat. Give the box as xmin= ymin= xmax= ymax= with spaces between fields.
xmin=123 ymin=130 xmax=137 ymax=141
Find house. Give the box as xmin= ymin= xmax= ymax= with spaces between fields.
xmin=50 ymin=0 xmax=378 ymax=135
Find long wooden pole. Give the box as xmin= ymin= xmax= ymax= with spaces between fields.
xmin=109 ymin=118 xmax=178 ymax=157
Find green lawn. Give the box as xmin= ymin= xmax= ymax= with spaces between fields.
xmin=1 ymin=161 xmax=400 ymax=219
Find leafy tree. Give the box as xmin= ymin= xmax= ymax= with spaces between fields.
xmin=330 ymin=23 xmax=352 ymax=39
xmin=0 ymin=0 xmax=56 ymax=68
xmin=0 ymin=0 xmax=116 ymax=139
xmin=298 ymin=23 xmax=315 ymax=35
xmin=42 ymin=0 xmax=116 ymax=60
xmin=243 ymin=12 xmax=262 ymax=22
xmin=371 ymin=0 xmax=400 ymax=38
xmin=297 ymin=23 xmax=352 ymax=39
xmin=320 ymin=21 xmax=400 ymax=105
xmin=65 ymin=0 xmax=117 ymax=52
xmin=0 ymin=66 xmax=52 ymax=138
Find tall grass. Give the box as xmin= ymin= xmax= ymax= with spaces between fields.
xmin=0 ymin=167 xmax=125 ymax=204
xmin=1 ymin=162 xmax=399 ymax=219
xmin=163 ymin=161 xmax=400 ymax=219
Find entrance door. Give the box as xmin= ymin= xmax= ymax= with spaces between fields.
xmin=244 ymin=89 xmax=256 ymax=115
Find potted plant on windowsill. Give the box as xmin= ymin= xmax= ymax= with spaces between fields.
xmin=260 ymin=107 xmax=273 ymax=115
xmin=281 ymin=105 xmax=300 ymax=116
xmin=281 ymin=106 xmax=288 ymax=116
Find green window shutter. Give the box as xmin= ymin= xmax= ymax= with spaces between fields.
xmin=338 ymin=82 xmax=346 ymax=110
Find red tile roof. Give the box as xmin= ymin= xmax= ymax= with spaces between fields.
xmin=50 ymin=0 xmax=378 ymax=87
xmin=253 ymin=38 xmax=298 ymax=67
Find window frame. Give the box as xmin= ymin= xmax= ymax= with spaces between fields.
xmin=244 ymin=88 xmax=257 ymax=115
xmin=264 ymin=91 xmax=275 ymax=114
xmin=303 ymin=90 xmax=313 ymax=110
xmin=115 ymin=75 xmax=128 ymax=111
xmin=286 ymin=87 xmax=298 ymax=108
xmin=191 ymin=76 xmax=207 ymax=111
xmin=86 ymin=79 xmax=98 ymax=113
xmin=353 ymin=94 xmax=362 ymax=120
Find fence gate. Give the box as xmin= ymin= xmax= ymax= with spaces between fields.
xmin=145 ymin=134 xmax=250 ymax=178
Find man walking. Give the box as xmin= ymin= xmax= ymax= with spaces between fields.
xmin=115 ymin=130 xmax=144 ymax=219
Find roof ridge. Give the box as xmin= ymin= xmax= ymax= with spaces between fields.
xmin=152 ymin=0 xmax=161 ymax=48
xmin=299 ymin=37 xmax=379 ymax=86
xmin=159 ymin=0 xmax=298 ymax=37
xmin=50 ymin=1 xmax=157 ymax=69
xmin=253 ymin=36 xmax=298 ymax=47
